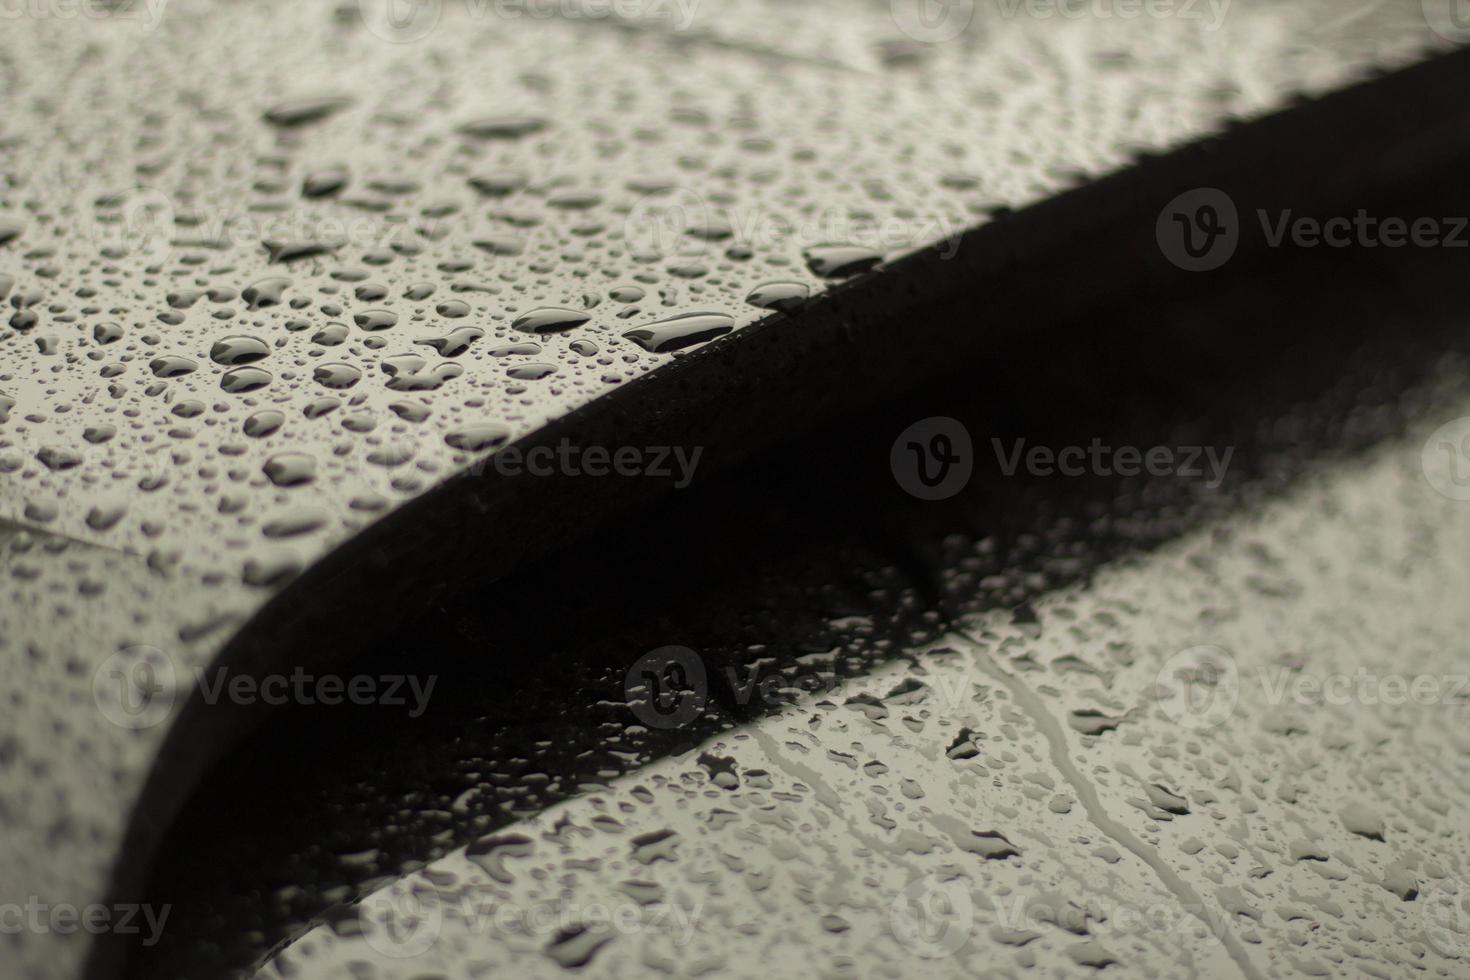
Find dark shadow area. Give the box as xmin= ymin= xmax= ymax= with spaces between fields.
xmin=127 ymin=165 xmax=1470 ymax=978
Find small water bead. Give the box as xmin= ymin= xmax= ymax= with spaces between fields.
xmin=262 ymin=453 xmax=317 ymax=487
xmin=92 ymin=322 xmax=124 ymax=344
xmin=489 ymin=342 xmax=541 ymax=357
xmin=311 ymin=322 xmax=349 ymax=346
xmin=82 ymin=425 xmax=116 ymax=444
xmin=262 ymin=95 xmax=353 ymax=128
xmin=467 ymin=172 xmax=527 ymax=197
xmin=302 ymin=166 xmax=350 ymax=198
xmin=341 ymin=413 xmax=376 ymax=433
xmin=149 ymin=355 xmax=198 ymax=378
xmin=388 ymin=402 xmax=431 ymax=423
xmin=303 ymin=398 xmax=340 ymax=419
xmin=353 ymin=309 xmax=398 ymax=331
xmin=745 ymin=280 xmax=811 ymax=313
xmin=36 ymin=446 xmax=83 ymax=471
xmin=0 ymin=219 xmax=23 ymax=246
xmin=261 ymin=511 xmax=327 ymax=538
xmin=456 ymin=115 xmax=547 ymax=140
xmin=445 ymin=424 xmax=511 ymax=452
xmin=85 ymin=504 xmax=127 ymax=532
xmin=221 ymin=366 xmax=273 ymax=393
xmin=416 ymin=326 xmax=484 ymax=357
xmin=803 ymin=244 xmax=884 ymax=278
xmin=622 ymin=311 xmax=733 ymax=353
xmin=241 ymin=557 xmax=302 ymax=588
xmin=244 ymin=410 xmax=286 ymax=437
xmin=209 ymin=335 xmax=270 ymax=366
xmin=609 ymin=286 xmax=645 ymax=303
xmin=380 ymin=353 xmax=465 ymax=391
xmin=511 ymin=308 xmax=590 ymax=334
xmin=171 ymin=400 xmax=206 ymax=418
xmin=507 ymin=363 xmax=556 ymax=381
xmin=313 ymin=363 xmax=362 ymax=389
xmin=263 ymin=239 xmax=341 ymax=264
xmin=473 ymin=237 xmax=524 ymax=256
xmin=436 ymin=299 xmax=470 ymax=318
xmin=570 ymin=339 xmax=599 ymax=356
xmin=242 ymin=277 xmax=291 ymax=310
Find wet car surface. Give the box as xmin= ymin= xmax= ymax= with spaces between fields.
xmin=3 ymin=1 xmax=1470 ymax=978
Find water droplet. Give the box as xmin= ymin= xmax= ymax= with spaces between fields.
xmin=803 ymin=244 xmax=883 ymax=278
xmin=263 ymin=453 xmax=317 ymax=487
xmin=456 ymin=115 xmax=547 ymax=140
xmin=313 ymin=363 xmax=362 ymax=389
xmin=746 ymin=280 xmax=811 ymax=312
xmin=222 ymin=366 xmax=273 ymax=393
xmin=149 ymin=355 xmax=198 ymax=378
xmin=445 ymin=424 xmax=511 ymax=452
xmin=209 ymin=335 xmax=270 ymax=366
xmin=244 ymin=410 xmax=286 ymax=437
xmin=512 ymin=307 xmax=591 ymax=334
xmin=622 ymin=311 xmax=733 ymax=352
xmin=263 ymin=95 xmax=353 ymax=128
